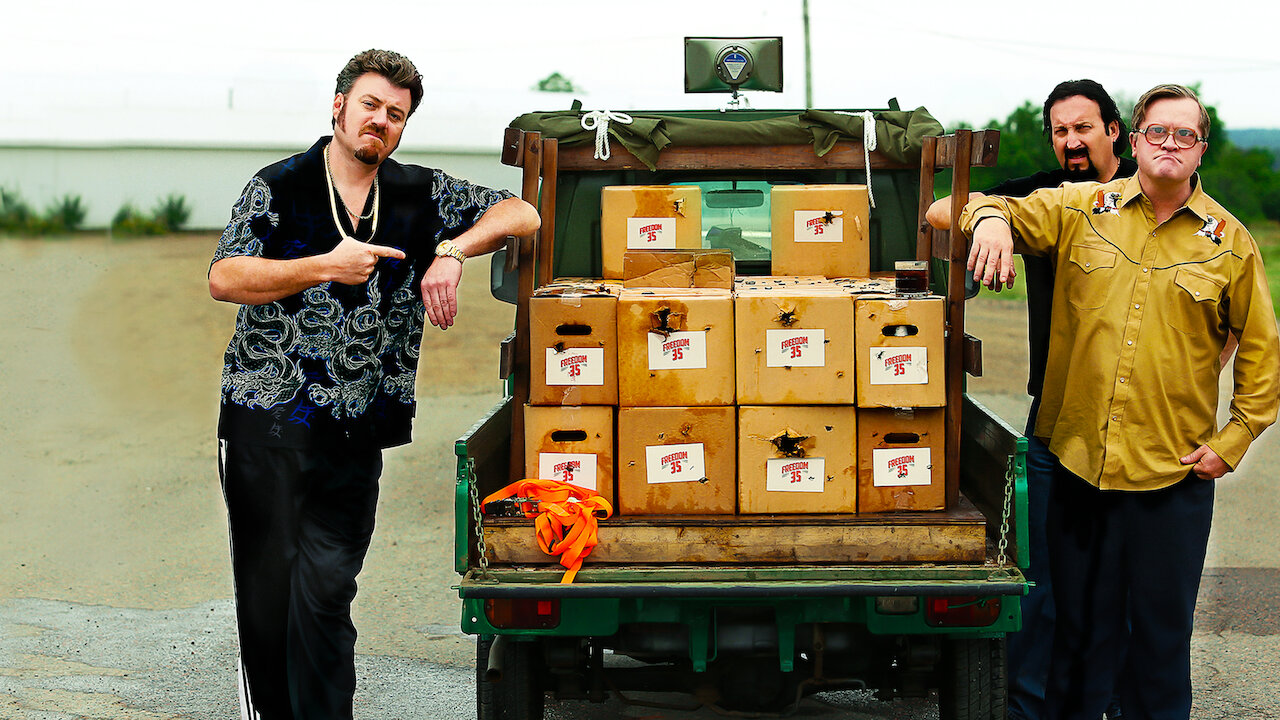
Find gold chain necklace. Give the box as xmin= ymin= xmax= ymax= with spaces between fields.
xmin=323 ymin=144 xmax=380 ymax=241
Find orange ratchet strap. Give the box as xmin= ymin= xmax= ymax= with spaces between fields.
xmin=481 ymin=479 xmax=613 ymax=584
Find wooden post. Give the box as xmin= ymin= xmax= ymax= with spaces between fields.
xmin=916 ymin=135 xmax=938 ymax=284
xmin=944 ymin=129 xmax=974 ymax=508
xmin=508 ymin=131 xmax=542 ymax=484
xmin=537 ymin=138 xmax=558 ymax=287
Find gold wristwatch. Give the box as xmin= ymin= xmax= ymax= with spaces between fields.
xmin=435 ymin=239 xmax=466 ymax=263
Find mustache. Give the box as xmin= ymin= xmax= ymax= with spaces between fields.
xmin=359 ymin=124 xmax=387 ymax=142
xmin=1064 ymin=148 xmax=1089 ymax=159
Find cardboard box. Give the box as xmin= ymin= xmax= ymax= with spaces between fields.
xmin=737 ymin=405 xmax=857 ymax=514
xmin=855 ymin=295 xmax=945 ymax=408
xmin=770 ymin=185 xmax=870 ymax=277
xmin=601 ymin=185 xmax=702 ymax=279
xmin=857 ymin=407 xmax=945 ymax=512
xmin=623 ymin=249 xmax=735 ymax=290
xmin=617 ymin=288 xmax=735 ymax=407
xmin=734 ymin=281 xmax=855 ymax=405
xmin=616 ymin=406 xmax=736 ymax=515
xmin=529 ymin=282 xmax=621 ymax=406
xmin=524 ymin=405 xmax=615 ymax=502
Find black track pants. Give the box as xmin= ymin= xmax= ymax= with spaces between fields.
xmin=218 ymin=440 xmax=382 ymax=720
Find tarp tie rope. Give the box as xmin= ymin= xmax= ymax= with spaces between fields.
xmin=482 ymin=478 xmax=613 ymax=584
xmin=861 ymin=110 xmax=878 ymax=209
xmin=580 ymin=110 xmax=633 ymax=161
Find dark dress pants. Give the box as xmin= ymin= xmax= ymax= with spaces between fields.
xmin=219 ymin=440 xmax=382 ymax=720
xmin=1006 ymin=411 xmax=1058 ymax=720
xmin=1044 ymin=466 xmax=1213 ymax=720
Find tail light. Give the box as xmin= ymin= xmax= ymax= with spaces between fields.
xmin=925 ymin=595 xmax=1002 ymax=627
xmin=484 ymin=598 xmax=561 ymax=629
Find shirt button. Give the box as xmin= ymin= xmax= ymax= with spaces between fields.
xmin=1143 ymin=268 xmax=1149 ymax=273
xmin=1085 ymin=262 xmax=1091 ymax=267
xmin=1112 ymin=416 xmax=1120 ymax=421
xmin=1119 ymin=378 xmax=1126 ymax=383
xmin=1135 ymin=304 xmax=1141 ymax=309
xmin=1195 ymin=291 xmax=1201 ymax=296
xmin=1127 ymin=340 xmax=1134 ymax=345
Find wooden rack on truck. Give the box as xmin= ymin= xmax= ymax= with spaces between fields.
xmin=463 ymin=122 xmax=1012 ymax=571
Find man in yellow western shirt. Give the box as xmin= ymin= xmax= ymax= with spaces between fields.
xmin=961 ymin=84 xmax=1279 ymax=720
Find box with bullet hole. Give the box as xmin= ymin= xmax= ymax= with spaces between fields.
xmin=737 ymin=405 xmax=857 ymax=514
xmin=855 ymin=294 xmax=945 ymax=408
xmin=529 ymin=282 xmax=622 ymax=406
xmin=734 ymin=279 xmax=855 ymax=405
xmin=600 ymin=185 xmax=703 ymax=279
xmin=616 ymin=406 xmax=737 ymax=515
xmin=616 ymin=288 xmax=736 ymax=407
xmin=769 ymin=185 xmax=870 ymax=278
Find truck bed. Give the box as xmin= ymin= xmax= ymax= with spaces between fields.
xmin=454 ymin=393 xmax=1027 ymax=578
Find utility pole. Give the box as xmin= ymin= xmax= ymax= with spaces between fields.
xmin=803 ymin=0 xmax=813 ymax=109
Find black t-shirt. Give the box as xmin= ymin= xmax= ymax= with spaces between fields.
xmin=985 ymin=156 xmax=1138 ymax=401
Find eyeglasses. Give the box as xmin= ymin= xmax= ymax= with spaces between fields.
xmin=1133 ymin=125 xmax=1206 ymax=149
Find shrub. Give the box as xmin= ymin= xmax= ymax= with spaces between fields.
xmin=42 ymin=194 xmax=87 ymax=235
xmin=111 ymin=203 xmax=167 ymax=236
xmin=152 ymin=194 xmax=191 ymax=232
xmin=1 ymin=187 xmax=34 ymax=234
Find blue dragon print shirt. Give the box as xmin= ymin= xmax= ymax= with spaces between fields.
xmin=212 ymin=137 xmax=513 ymax=448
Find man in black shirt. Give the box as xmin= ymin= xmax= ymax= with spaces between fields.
xmin=209 ymin=49 xmax=539 ymax=720
xmin=928 ymin=79 xmax=1134 ymax=720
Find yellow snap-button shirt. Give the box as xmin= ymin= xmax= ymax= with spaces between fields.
xmin=962 ymin=175 xmax=1280 ymax=491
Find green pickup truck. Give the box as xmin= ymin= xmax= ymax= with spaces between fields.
xmin=452 ymin=104 xmax=1027 ymax=720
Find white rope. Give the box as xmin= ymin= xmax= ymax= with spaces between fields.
xmin=580 ymin=110 xmax=633 ymax=161
xmin=861 ymin=110 xmax=877 ymax=209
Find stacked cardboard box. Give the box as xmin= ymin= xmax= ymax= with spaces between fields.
xmin=523 ymin=183 xmax=951 ymax=516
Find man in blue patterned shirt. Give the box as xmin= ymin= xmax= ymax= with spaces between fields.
xmin=208 ymin=49 xmax=539 ymax=720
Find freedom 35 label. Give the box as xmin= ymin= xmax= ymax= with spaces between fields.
xmin=766 ymin=329 xmax=825 ymax=367
xmin=765 ymin=457 xmax=826 ymax=492
xmin=538 ymin=452 xmax=598 ymax=491
xmin=627 ymin=217 xmax=676 ymax=249
xmin=872 ymin=447 xmax=932 ymax=487
xmin=793 ymin=210 xmax=843 ymax=243
xmin=545 ymin=347 xmax=605 ymax=386
xmin=645 ymin=443 xmax=706 ymax=484
xmin=648 ymin=331 xmax=708 ymax=370
xmin=869 ymin=346 xmax=928 ymax=384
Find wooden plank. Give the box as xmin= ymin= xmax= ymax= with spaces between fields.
xmin=960 ymin=394 xmax=1024 ymax=563
xmin=555 ymin=141 xmax=917 ymax=172
xmin=483 ymin=496 xmax=987 ymax=565
xmin=498 ymin=332 xmax=515 ymax=380
xmin=507 ymin=131 xmax=541 ymax=485
xmin=916 ymin=135 xmax=938 ymax=287
xmin=931 ymin=130 xmax=1000 ymax=168
xmin=501 ymin=127 xmax=525 ymax=167
xmin=944 ymin=130 xmax=974 ymax=509
xmin=963 ymin=333 xmax=983 ymax=377
xmin=536 ymin=138 xmax=558 ymax=286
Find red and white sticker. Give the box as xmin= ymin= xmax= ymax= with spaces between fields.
xmin=545 ymin=347 xmax=604 ymax=386
xmin=869 ymin=346 xmax=929 ymax=385
xmin=793 ymin=210 xmax=843 ymax=243
xmin=645 ymin=443 xmax=706 ymax=484
xmin=872 ymin=448 xmax=932 ymax=487
xmin=766 ymin=329 xmax=825 ymax=367
xmin=765 ymin=457 xmax=826 ymax=492
xmin=537 ymin=452 xmax=598 ymax=491
xmin=627 ymin=217 xmax=676 ymax=249
xmin=648 ymin=331 xmax=708 ymax=370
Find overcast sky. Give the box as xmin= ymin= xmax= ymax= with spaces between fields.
xmin=4 ymin=0 xmax=1277 ymax=149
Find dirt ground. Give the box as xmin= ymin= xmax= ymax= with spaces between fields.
xmin=2 ymin=234 xmax=1278 ymax=719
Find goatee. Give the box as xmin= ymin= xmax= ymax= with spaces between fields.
xmin=355 ymin=145 xmax=381 ymax=165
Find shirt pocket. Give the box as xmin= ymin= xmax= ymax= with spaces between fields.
xmin=1165 ymin=268 xmax=1225 ymax=336
xmin=1064 ymin=244 xmax=1117 ymax=310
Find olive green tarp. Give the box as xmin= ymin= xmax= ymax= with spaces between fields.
xmin=508 ymin=107 xmax=944 ymax=170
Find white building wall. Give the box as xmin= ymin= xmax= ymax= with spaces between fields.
xmin=0 ymin=144 xmax=520 ymax=230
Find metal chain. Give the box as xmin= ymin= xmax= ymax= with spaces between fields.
xmin=466 ymin=458 xmax=490 ymax=577
xmin=990 ymin=454 xmax=1016 ymax=580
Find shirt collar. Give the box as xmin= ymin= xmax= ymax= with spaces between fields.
xmin=1118 ymin=172 xmax=1210 ymax=222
